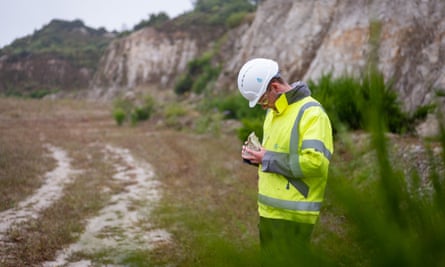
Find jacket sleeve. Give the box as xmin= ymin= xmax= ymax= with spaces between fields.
xmin=261 ymin=107 xmax=332 ymax=179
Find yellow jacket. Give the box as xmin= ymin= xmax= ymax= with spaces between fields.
xmin=259 ymin=82 xmax=334 ymax=224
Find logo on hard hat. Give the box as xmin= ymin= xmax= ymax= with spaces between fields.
xmin=256 ymin=78 xmax=263 ymax=83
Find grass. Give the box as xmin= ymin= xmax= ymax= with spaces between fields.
xmin=0 ymin=97 xmax=443 ymax=266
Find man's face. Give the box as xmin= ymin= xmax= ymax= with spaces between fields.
xmin=258 ymin=82 xmax=278 ymax=110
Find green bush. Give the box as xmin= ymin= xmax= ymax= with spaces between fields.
xmin=310 ymin=72 xmax=419 ymax=135
xmin=237 ymin=117 xmax=264 ymax=143
xmin=361 ymin=71 xmax=415 ymax=134
xmin=133 ymin=12 xmax=170 ymax=31
xmin=132 ymin=95 xmax=155 ymax=122
xmin=195 ymin=112 xmax=223 ymax=135
xmin=204 ymin=92 xmax=264 ymax=120
xmin=200 ymin=92 xmax=265 ymax=142
xmin=309 ymin=74 xmax=363 ymax=132
xmin=112 ymin=94 xmax=155 ymax=126
xmin=113 ymin=108 xmax=126 ymax=126
xmin=192 ymin=0 xmax=256 ymax=26
xmin=29 ymin=89 xmax=58 ymax=99
xmin=225 ymin=11 xmax=249 ymax=28
xmin=174 ymin=52 xmax=220 ymax=95
xmin=192 ymin=65 xmax=221 ymax=94
xmin=174 ymin=74 xmax=194 ymax=95
xmin=164 ymin=103 xmax=187 ymax=129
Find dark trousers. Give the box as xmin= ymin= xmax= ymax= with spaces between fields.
xmin=259 ymin=217 xmax=314 ymax=267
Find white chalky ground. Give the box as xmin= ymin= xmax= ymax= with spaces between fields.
xmin=0 ymin=144 xmax=170 ymax=266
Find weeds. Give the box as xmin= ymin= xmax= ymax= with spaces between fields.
xmin=112 ymin=94 xmax=155 ymax=126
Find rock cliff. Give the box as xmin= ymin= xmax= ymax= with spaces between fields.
xmin=90 ymin=0 xmax=444 ymax=114
xmin=220 ymin=0 xmax=445 ymax=112
xmin=88 ymin=21 xmax=225 ymax=99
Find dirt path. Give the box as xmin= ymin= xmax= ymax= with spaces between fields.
xmin=0 ymin=144 xmax=78 ymax=263
xmin=43 ymin=145 xmax=171 ymax=266
xmin=0 ymin=142 xmax=170 ymax=266
xmin=0 ymin=144 xmax=77 ymax=237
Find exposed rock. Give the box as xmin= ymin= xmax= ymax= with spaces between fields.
xmin=1 ymin=0 xmax=443 ymax=117
xmin=0 ymin=54 xmax=92 ymax=92
xmin=88 ymin=23 xmax=224 ymax=100
xmin=89 ymin=0 xmax=444 ymax=115
xmin=219 ymin=0 xmax=445 ymax=113
xmin=416 ymin=114 xmax=441 ymax=138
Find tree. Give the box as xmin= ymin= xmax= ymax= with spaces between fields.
xmin=133 ymin=12 xmax=170 ymax=31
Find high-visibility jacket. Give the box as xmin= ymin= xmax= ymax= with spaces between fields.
xmin=259 ymin=82 xmax=334 ymax=224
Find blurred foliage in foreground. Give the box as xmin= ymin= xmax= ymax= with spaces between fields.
xmin=318 ymin=80 xmax=445 ymax=267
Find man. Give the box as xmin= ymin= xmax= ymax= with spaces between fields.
xmin=238 ymin=58 xmax=334 ymax=266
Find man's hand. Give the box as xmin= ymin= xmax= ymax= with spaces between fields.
xmin=242 ymin=145 xmax=266 ymax=165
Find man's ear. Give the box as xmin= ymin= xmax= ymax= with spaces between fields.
xmin=270 ymin=82 xmax=280 ymax=93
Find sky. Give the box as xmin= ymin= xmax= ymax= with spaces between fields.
xmin=0 ymin=0 xmax=194 ymax=48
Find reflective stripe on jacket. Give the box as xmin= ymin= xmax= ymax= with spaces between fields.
xmin=258 ymin=82 xmax=334 ymax=224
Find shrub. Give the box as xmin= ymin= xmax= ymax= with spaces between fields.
xmin=29 ymin=89 xmax=57 ymax=99
xmin=164 ymin=103 xmax=187 ymax=129
xmin=225 ymin=11 xmax=249 ymax=28
xmin=174 ymin=74 xmax=194 ymax=95
xmin=195 ymin=111 xmax=223 ymax=135
xmin=361 ymin=71 xmax=414 ymax=134
xmin=237 ymin=117 xmax=264 ymax=143
xmin=132 ymin=95 xmax=155 ymax=122
xmin=191 ymin=65 xmax=221 ymax=94
xmin=310 ymin=72 xmax=417 ymax=135
xmin=113 ymin=108 xmax=126 ymax=126
xmin=193 ymin=0 xmax=256 ymax=26
xmin=174 ymin=52 xmax=220 ymax=95
xmin=309 ymin=74 xmax=363 ymax=132
xmin=202 ymin=92 xmax=265 ymax=121
xmin=200 ymin=92 xmax=266 ymax=142
xmin=112 ymin=94 xmax=155 ymax=126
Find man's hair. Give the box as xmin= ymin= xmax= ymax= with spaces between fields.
xmin=267 ymin=76 xmax=284 ymax=89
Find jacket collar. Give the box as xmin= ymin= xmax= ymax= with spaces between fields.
xmin=274 ymin=81 xmax=311 ymax=114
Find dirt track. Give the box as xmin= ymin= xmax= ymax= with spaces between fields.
xmin=0 ymin=141 xmax=171 ymax=266
xmin=0 ymin=99 xmax=175 ymax=266
xmin=0 ymin=98 xmax=257 ymax=266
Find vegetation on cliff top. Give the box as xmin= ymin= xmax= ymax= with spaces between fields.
xmin=0 ymin=19 xmax=114 ymax=70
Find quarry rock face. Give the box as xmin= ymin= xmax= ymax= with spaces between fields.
xmin=88 ymin=21 xmax=226 ymax=99
xmin=91 ymin=0 xmax=444 ymax=114
xmin=0 ymin=54 xmax=92 ymax=93
xmin=221 ymin=0 xmax=445 ymax=113
xmin=89 ymin=27 xmax=200 ymax=99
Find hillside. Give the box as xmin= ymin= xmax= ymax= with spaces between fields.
xmin=0 ymin=0 xmax=256 ymax=98
xmin=0 ymin=19 xmax=115 ymax=96
xmin=88 ymin=0 xmax=445 ymax=117
xmin=1 ymin=0 xmax=443 ymax=115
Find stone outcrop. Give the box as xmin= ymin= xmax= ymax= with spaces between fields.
xmin=89 ymin=28 xmax=199 ymax=99
xmin=0 ymin=54 xmax=93 ymax=93
xmin=219 ymin=0 xmax=445 ymax=113
xmin=88 ymin=22 xmax=225 ymax=99
xmin=88 ymin=0 xmax=445 ymax=114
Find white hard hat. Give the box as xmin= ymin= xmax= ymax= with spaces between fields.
xmin=237 ymin=58 xmax=279 ymax=108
